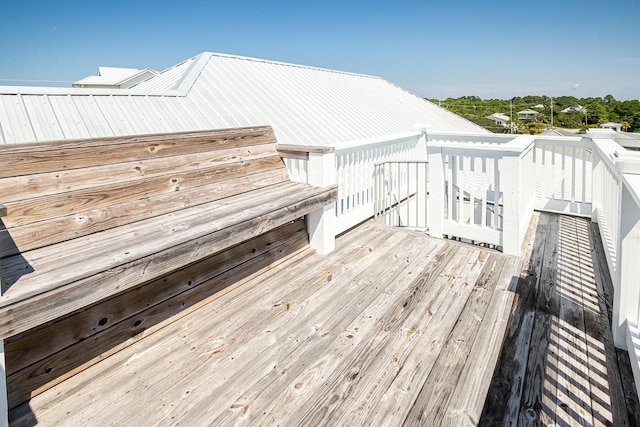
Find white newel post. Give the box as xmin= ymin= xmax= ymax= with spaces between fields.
xmin=590 ymin=146 xmax=603 ymax=223
xmin=307 ymin=150 xmax=336 ymax=255
xmin=613 ymin=180 xmax=640 ymax=349
xmin=414 ymin=126 xmax=430 ymax=161
xmin=426 ymin=144 xmax=444 ymax=239
xmin=501 ymin=153 xmax=522 ymax=256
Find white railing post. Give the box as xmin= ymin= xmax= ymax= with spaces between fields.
xmin=427 ymin=144 xmax=445 ymax=238
xmin=591 ymin=146 xmax=603 ymax=223
xmin=501 ymin=153 xmax=522 ymax=256
xmin=307 ymin=150 xmax=336 ymax=255
xmin=613 ymin=180 xmax=640 ymax=348
xmin=414 ymin=126 xmax=430 ymax=161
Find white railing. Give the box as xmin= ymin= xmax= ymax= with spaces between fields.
xmin=533 ymin=136 xmax=593 ymax=215
xmin=591 ymin=137 xmax=622 ymax=275
xmin=373 ymin=161 xmax=428 ymax=229
xmin=426 ymin=134 xmax=540 ymax=254
xmin=334 ymin=133 xmax=423 ymax=234
xmin=589 ymin=131 xmax=640 ymax=375
xmin=282 ymin=128 xmax=640 ymax=396
xmin=283 ymin=131 xmax=424 ymax=236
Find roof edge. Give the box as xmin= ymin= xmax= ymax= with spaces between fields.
xmin=199 ymin=51 xmax=381 ymax=80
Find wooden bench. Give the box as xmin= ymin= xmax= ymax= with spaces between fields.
xmin=0 ymin=126 xmax=337 ymax=421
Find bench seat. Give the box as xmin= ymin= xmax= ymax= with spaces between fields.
xmin=0 ymin=126 xmax=337 ymax=416
xmin=0 ymin=180 xmax=335 ymax=340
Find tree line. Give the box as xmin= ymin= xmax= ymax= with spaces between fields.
xmin=428 ymin=95 xmax=640 ymax=133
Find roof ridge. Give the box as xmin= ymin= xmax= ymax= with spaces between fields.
xmin=201 ymin=51 xmax=381 ymax=80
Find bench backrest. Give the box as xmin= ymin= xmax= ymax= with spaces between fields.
xmin=0 ymin=126 xmax=288 ymax=259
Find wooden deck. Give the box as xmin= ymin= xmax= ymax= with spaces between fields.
xmin=8 ymin=213 xmax=639 ymax=426
xmin=481 ymin=212 xmax=640 ymax=426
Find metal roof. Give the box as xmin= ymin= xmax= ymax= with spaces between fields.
xmin=0 ymin=52 xmax=488 ymax=146
xmin=72 ymin=67 xmax=158 ymax=89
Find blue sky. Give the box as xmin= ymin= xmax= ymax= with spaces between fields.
xmin=1 ymin=0 xmax=639 ymax=100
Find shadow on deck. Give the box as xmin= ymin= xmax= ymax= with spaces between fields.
xmin=480 ymin=212 xmax=640 ymax=426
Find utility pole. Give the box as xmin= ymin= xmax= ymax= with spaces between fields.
xmin=509 ymin=99 xmax=513 ymax=134
xmin=550 ymin=97 xmax=553 ymax=128
xmin=585 ymin=108 xmax=588 ymax=126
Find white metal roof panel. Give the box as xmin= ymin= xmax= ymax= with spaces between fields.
xmin=133 ymin=58 xmax=196 ymax=91
xmin=74 ymin=67 xmax=142 ymax=85
xmin=0 ymin=52 xmax=488 ymax=146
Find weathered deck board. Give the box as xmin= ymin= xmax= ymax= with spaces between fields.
xmin=480 ymin=211 xmax=546 ymax=424
xmin=443 ymin=257 xmax=522 ymax=426
xmin=9 ymin=223 xmax=517 ymax=426
xmin=481 ymin=212 xmax=640 ymax=426
xmin=402 ymin=254 xmax=509 ymax=425
xmin=9 ymin=213 xmax=639 ymax=426
xmin=588 ymin=221 xmax=640 ymax=424
xmin=304 ymin=245 xmax=482 ymax=426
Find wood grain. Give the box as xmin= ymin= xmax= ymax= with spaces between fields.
xmin=0 ymin=126 xmax=276 ymax=178
xmin=0 ymin=168 xmax=289 ymax=257
xmin=480 ymin=212 xmax=639 ymax=427
xmin=0 ymin=184 xmax=337 ymax=339
xmin=516 ymin=213 xmax=561 ymax=426
xmin=402 ymin=254 xmax=507 ymax=425
xmin=8 ymin=216 xmax=638 ymax=427
xmin=1 ymin=126 xmax=340 ymax=415
xmin=5 ymin=219 xmax=307 ymax=374
xmin=0 ymin=143 xmax=279 ymax=203
xmin=6 ymin=220 xmax=310 ymax=408
xmin=1 ymin=155 xmax=284 ymax=227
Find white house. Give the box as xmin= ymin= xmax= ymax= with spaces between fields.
xmin=561 ymin=105 xmax=587 ymax=114
xmin=0 ymin=52 xmax=486 ymax=147
xmin=601 ymin=122 xmax=622 ymax=132
xmin=72 ymin=67 xmax=158 ymax=89
xmin=517 ymin=109 xmax=539 ymax=120
xmin=486 ymin=113 xmax=510 ymax=126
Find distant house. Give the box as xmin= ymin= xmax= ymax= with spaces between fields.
xmin=0 ymin=52 xmax=487 ymax=146
xmin=531 ymin=104 xmax=545 ymax=110
xmin=486 ymin=113 xmax=510 ymax=126
xmin=561 ymin=105 xmax=587 ymax=114
xmin=600 ymin=122 xmax=622 ymax=132
xmin=72 ymin=67 xmax=157 ymax=89
xmin=517 ymin=109 xmax=539 ymax=120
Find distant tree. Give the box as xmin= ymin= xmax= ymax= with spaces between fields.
xmin=470 ymin=117 xmax=505 ymax=133
xmin=586 ymin=102 xmax=608 ymax=124
xmin=604 ymin=94 xmax=617 ymax=108
xmin=614 ymin=100 xmax=640 ymax=131
xmin=553 ymin=96 xmax=579 ymax=110
xmin=431 ymin=94 xmax=640 ymax=132
xmin=559 ymin=111 xmax=584 ymax=128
